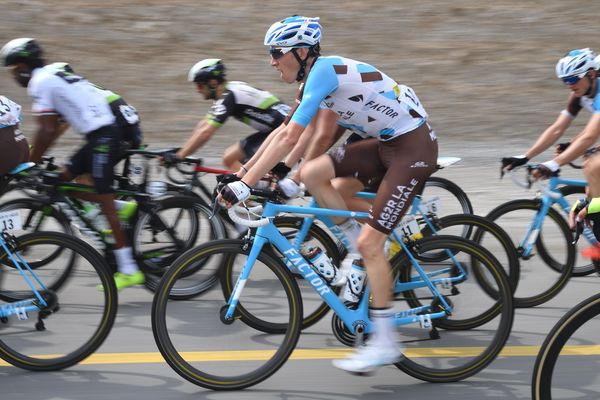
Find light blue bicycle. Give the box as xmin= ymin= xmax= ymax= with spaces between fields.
xmin=0 ymin=163 xmax=118 ymax=371
xmin=486 ymin=166 xmax=591 ymax=307
xmin=151 ymin=188 xmax=514 ymax=391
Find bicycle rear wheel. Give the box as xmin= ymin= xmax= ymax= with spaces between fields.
xmin=152 ymin=240 xmax=302 ymax=391
xmin=395 ymin=235 xmax=514 ymax=382
xmin=419 ymin=213 xmax=520 ymax=296
xmin=0 ymin=232 xmax=117 ymax=371
xmin=0 ymin=198 xmax=75 ymax=296
xmin=532 ymin=293 xmax=600 ymax=400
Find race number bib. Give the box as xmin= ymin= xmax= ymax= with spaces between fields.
xmin=420 ymin=196 xmax=441 ymax=216
xmin=0 ymin=210 xmax=22 ymax=232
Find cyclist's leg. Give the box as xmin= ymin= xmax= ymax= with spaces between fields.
xmin=64 ymin=126 xmax=143 ymax=289
xmin=332 ymin=176 xmax=372 ymax=212
xmin=333 ymin=124 xmax=438 ymax=374
xmin=302 ymin=139 xmax=383 ymax=255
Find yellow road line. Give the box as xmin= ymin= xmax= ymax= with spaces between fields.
xmin=2 ymin=345 xmax=600 ymax=366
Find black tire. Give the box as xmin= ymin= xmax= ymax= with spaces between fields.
xmin=424 ymin=176 xmax=473 ymax=215
xmin=136 ymin=196 xmax=227 ymax=299
xmin=397 ymin=235 xmax=513 ymax=329
xmin=223 ymin=216 xmax=342 ymax=333
xmin=532 ymin=293 xmax=600 ymax=400
xmin=556 ymin=184 xmax=595 ymax=276
xmin=151 ymin=239 xmax=302 ymax=391
xmin=419 ymin=213 xmax=520 ymax=298
xmin=486 ymin=199 xmax=574 ymax=307
xmin=0 ymin=232 xmax=117 ymax=371
xmin=395 ymin=235 xmax=514 ymax=382
xmin=0 ymin=198 xmax=75 ymax=297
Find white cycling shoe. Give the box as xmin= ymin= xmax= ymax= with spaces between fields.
xmin=332 ymin=341 xmax=404 ymax=375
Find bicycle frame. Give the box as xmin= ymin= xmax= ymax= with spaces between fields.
xmin=518 ymin=176 xmax=591 ymax=257
xmin=0 ymin=233 xmax=49 ymax=319
xmin=225 ymin=201 xmax=464 ymax=335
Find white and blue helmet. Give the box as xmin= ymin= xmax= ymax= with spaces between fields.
xmin=555 ymin=48 xmax=599 ymax=79
xmin=264 ymin=16 xmax=322 ymax=47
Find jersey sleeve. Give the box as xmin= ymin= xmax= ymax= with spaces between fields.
xmin=29 ymin=75 xmax=61 ymax=116
xmin=290 ymin=58 xmax=340 ymax=127
xmin=593 ymin=94 xmax=600 ymax=114
xmin=204 ymin=90 xmax=235 ymax=128
xmin=564 ymin=92 xmax=582 ymax=118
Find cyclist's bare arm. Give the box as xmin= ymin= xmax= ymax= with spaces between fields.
xmin=176 ymin=119 xmax=218 ymax=159
xmin=555 ymin=114 xmax=600 ymax=165
xmin=241 ymin=121 xmax=304 ymax=186
xmin=525 ymin=113 xmax=572 ymax=160
xmin=291 ymin=108 xmax=345 ymax=181
xmin=30 ymin=114 xmax=62 ymax=163
xmin=282 ymin=116 xmax=319 ymax=168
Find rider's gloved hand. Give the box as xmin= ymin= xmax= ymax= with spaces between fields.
xmin=501 ymin=155 xmax=529 ymax=171
xmin=555 ymin=142 xmax=570 ymax=155
xmin=277 ymin=178 xmax=301 ymax=199
xmin=162 ymin=151 xmax=180 ymax=165
xmin=270 ymin=162 xmax=292 ymax=180
xmin=533 ymin=160 xmax=560 ymax=179
xmin=220 ymin=180 xmax=251 ymax=204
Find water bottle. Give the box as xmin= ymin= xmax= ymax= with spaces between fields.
xmin=342 ymin=259 xmax=367 ymax=303
xmin=303 ymin=247 xmax=345 ymax=286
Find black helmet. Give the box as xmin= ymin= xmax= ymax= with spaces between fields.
xmin=188 ymin=58 xmax=226 ymax=84
xmin=1 ymin=38 xmax=44 ymax=67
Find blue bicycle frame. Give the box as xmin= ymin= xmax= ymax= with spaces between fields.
xmin=0 ymin=234 xmax=49 ymax=319
xmin=225 ymin=201 xmax=464 ymax=335
xmin=518 ymin=176 xmax=593 ymax=258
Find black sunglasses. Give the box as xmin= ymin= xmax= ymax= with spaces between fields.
xmin=269 ymin=47 xmax=296 ymax=60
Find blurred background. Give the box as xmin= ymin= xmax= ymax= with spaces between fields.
xmin=0 ymin=0 xmax=596 ymax=171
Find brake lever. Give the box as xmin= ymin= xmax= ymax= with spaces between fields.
xmin=572 ymin=219 xmax=584 ymax=245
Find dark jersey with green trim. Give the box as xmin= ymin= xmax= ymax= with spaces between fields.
xmin=205 ymin=81 xmax=290 ymax=132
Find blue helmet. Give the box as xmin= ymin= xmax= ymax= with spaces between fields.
xmin=264 ymin=16 xmax=322 ymax=47
xmin=555 ymin=48 xmax=599 ymax=79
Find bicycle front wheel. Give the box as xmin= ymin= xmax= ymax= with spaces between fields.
xmin=134 ymin=195 xmax=227 ymax=299
xmin=0 ymin=232 xmax=117 ymax=371
xmin=486 ymin=199 xmax=574 ymax=307
xmin=225 ymin=216 xmax=342 ymax=333
xmin=396 ymin=235 xmax=514 ymax=382
xmin=532 ymin=293 xmax=600 ymax=400
xmin=152 ymin=239 xmax=302 ymax=391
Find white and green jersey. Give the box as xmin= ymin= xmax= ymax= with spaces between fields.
xmin=204 ymin=81 xmax=290 ymax=132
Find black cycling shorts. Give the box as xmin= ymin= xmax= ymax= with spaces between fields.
xmin=239 ymin=131 xmax=270 ymax=160
xmin=66 ymin=124 xmax=121 ymax=194
xmin=329 ymin=123 xmax=438 ymax=234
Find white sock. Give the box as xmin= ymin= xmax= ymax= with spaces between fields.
xmin=369 ymin=307 xmax=399 ymax=348
xmin=338 ymin=218 xmax=362 ymax=254
xmin=114 ymin=246 xmax=139 ymax=275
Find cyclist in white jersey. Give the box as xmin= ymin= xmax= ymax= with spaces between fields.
xmin=1 ymin=38 xmax=144 ymax=290
xmin=501 ymin=48 xmax=600 ymax=259
xmin=0 ymin=95 xmax=29 ymax=192
xmin=169 ymin=59 xmax=290 ymax=171
xmin=219 ymin=16 xmax=438 ymax=374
